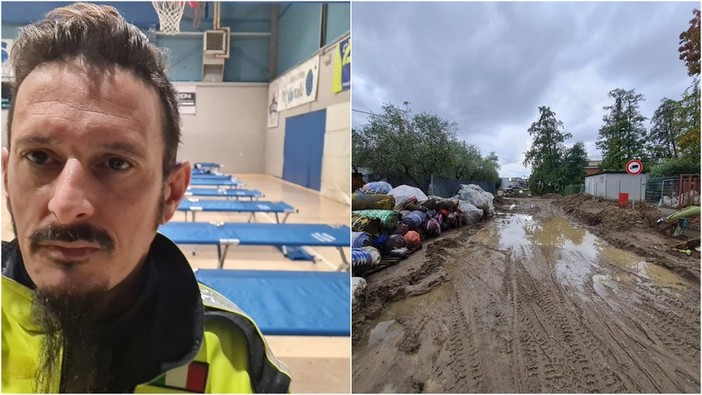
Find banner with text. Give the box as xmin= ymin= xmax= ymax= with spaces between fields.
xmin=332 ymin=37 xmax=350 ymax=93
xmin=267 ymin=55 xmax=320 ymax=128
xmin=176 ymin=85 xmax=197 ymax=115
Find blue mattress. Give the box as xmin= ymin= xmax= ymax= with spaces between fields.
xmin=178 ymin=199 xmax=295 ymax=213
xmin=190 ymin=174 xmax=239 ymax=181
xmin=159 ymin=222 xmax=350 ymax=247
xmin=189 ymin=178 xmax=244 ymax=187
xmin=185 ymin=188 xmax=263 ymax=199
xmin=195 ymin=269 xmax=350 ymax=336
xmin=194 ymin=162 xmax=220 ymax=169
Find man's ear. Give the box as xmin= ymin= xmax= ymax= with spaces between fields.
xmin=160 ymin=160 xmax=191 ymax=225
xmin=2 ymin=147 xmax=9 ymax=198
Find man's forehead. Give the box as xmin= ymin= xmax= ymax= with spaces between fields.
xmin=12 ymin=60 xmax=164 ymax=144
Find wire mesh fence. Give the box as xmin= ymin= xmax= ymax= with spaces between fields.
xmin=645 ymin=175 xmax=700 ymax=208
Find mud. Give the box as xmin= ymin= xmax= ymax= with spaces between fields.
xmin=352 ymin=197 xmax=700 ymax=393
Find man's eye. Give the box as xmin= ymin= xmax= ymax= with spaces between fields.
xmin=25 ymin=151 xmax=52 ymax=165
xmin=106 ymin=158 xmax=133 ymax=171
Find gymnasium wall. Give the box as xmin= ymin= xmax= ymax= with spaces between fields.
xmin=175 ymin=83 xmax=268 ymax=173
xmin=265 ymin=33 xmax=351 ymax=204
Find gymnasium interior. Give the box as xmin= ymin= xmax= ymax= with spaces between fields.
xmin=1 ymin=2 xmax=351 ymax=392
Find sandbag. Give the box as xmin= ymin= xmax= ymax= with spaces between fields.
xmin=360 ymin=246 xmax=382 ymax=265
xmin=394 ymin=223 xmax=409 ymax=236
xmin=388 ymin=248 xmax=409 ymax=259
xmin=404 ymin=231 xmax=422 ymax=252
xmin=352 ymin=191 xmax=395 ymax=211
xmin=353 ymin=209 xmax=400 ymax=230
xmin=422 ymin=218 xmax=441 ymax=237
xmin=402 ymin=210 xmax=427 ymax=230
xmin=383 ymin=234 xmax=406 ymax=253
xmin=361 ymin=181 xmax=393 ymax=194
xmin=352 ymin=248 xmax=373 ymax=273
xmin=351 ymin=214 xmax=383 ymax=236
xmin=352 ymin=231 xmax=372 ymax=248
xmin=372 ymin=233 xmax=389 ymax=249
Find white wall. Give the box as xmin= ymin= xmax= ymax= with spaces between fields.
xmin=585 ymin=173 xmax=647 ymax=201
xmin=265 ymin=34 xmax=350 ymax=204
xmin=175 ymin=82 xmax=268 ymax=173
xmin=2 ymin=86 xmax=269 ymax=175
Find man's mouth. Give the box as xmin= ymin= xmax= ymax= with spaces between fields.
xmin=40 ymin=243 xmax=102 ymax=261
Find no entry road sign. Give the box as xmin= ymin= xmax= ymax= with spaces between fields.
xmin=626 ymin=159 xmax=643 ymax=175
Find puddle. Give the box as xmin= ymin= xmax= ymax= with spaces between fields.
xmin=357 ymin=284 xmax=453 ymax=352
xmin=368 ymin=320 xmax=397 ymax=348
xmin=600 ymin=245 xmax=685 ymax=289
xmin=490 ymin=213 xmax=685 ymax=292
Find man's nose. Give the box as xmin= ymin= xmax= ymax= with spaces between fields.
xmin=47 ymin=158 xmax=96 ymax=223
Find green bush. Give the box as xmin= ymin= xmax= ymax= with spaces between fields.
xmin=648 ymin=157 xmax=701 ymax=177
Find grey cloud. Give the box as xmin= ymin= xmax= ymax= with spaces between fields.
xmin=353 ymin=2 xmax=696 ymax=177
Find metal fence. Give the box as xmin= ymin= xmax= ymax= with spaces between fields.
xmin=645 ymin=175 xmax=701 ymax=208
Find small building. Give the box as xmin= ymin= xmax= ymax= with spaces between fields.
xmin=585 ymin=157 xmax=602 ymax=176
xmin=584 ymin=171 xmax=647 ymax=202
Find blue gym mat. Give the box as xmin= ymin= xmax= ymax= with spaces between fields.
xmin=195 ymin=269 xmax=350 ymax=336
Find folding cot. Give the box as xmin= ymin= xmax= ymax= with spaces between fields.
xmin=177 ymin=199 xmax=297 ymax=223
xmin=159 ymin=222 xmax=350 ymax=269
xmin=195 ymin=269 xmax=350 ymax=336
xmin=184 ymin=188 xmax=264 ymax=200
xmin=190 ymin=174 xmax=239 ymax=181
xmin=189 ymin=178 xmax=244 ymax=188
xmin=193 ymin=162 xmax=221 ymax=170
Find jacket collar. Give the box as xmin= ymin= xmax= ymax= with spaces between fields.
xmin=2 ymin=234 xmax=204 ymax=391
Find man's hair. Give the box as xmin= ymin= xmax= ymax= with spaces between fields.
xmin=7 ymin=2 xmax=181 ymax=177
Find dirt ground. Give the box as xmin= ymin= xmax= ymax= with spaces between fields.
xmin=352 ymin=195 xmax=700 ymax=393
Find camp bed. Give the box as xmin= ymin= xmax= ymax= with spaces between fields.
xmin=184 ymin=188 xmax=264 ymax=200
xmin=195 ymin=269 xmax=350 ymax=336
xmin=189 ymin=178 xmax=244 ymax=188
xmin=177 ymin=199 xmax=297 ymax=223
xmin=193 ymin=162 xmax=221 ymax=170
xmin=190 ymin=174 xmax=239 ymax=182
xmin=159 ymin=221 xmax=350 ymax=269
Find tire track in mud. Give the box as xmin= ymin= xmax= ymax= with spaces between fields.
xmin=353 ymin=198 xmax=700 ymax=393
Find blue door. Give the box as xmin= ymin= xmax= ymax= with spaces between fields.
xmin=283 ymin=109 xmax=326 ymax=191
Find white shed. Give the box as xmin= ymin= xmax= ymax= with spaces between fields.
xmin=584 ymin=172 xmax=647 ymax=202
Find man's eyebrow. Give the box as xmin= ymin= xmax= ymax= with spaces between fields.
xmin=14 ymin=135 xmax=56 ymax=147
xmin=99 ymin=142 xmax=146 ymax=158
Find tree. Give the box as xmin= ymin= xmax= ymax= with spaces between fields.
xmin=562 ymin=142 xmax=589 ymax=184
xmin=679 ymin=9 xmax=700 ymax=77
xmin=647 ymin=97 xmax=682 ymax=160
xmin=523 ymin=106 xmax=572 ymax=194
xmin=352 ymin=103 xmax=500 ymax=191
xmin=677 ymin=78 xmax=701 ymax=161
xmin=596 ymin=88 xmax=648 ymax=171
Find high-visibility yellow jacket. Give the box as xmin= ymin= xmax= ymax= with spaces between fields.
xmin=2 ymin=235 xmax=291 ymax=393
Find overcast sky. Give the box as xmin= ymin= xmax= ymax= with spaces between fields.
xmin=352 ymin=1 xmax=697 ymax=178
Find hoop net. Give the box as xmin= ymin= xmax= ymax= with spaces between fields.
xmin=152 ymin=1 xmax=186 ymax=35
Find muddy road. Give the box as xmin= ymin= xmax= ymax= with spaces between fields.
xmin=352 ymin=198 xmax=700 ymax=393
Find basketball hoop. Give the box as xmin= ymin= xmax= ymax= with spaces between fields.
xmin=152 ymin=1 xmax=186 ymax=35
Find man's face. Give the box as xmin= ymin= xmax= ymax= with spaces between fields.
xmin=2 ymin=61 xmax=188 ymax=295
